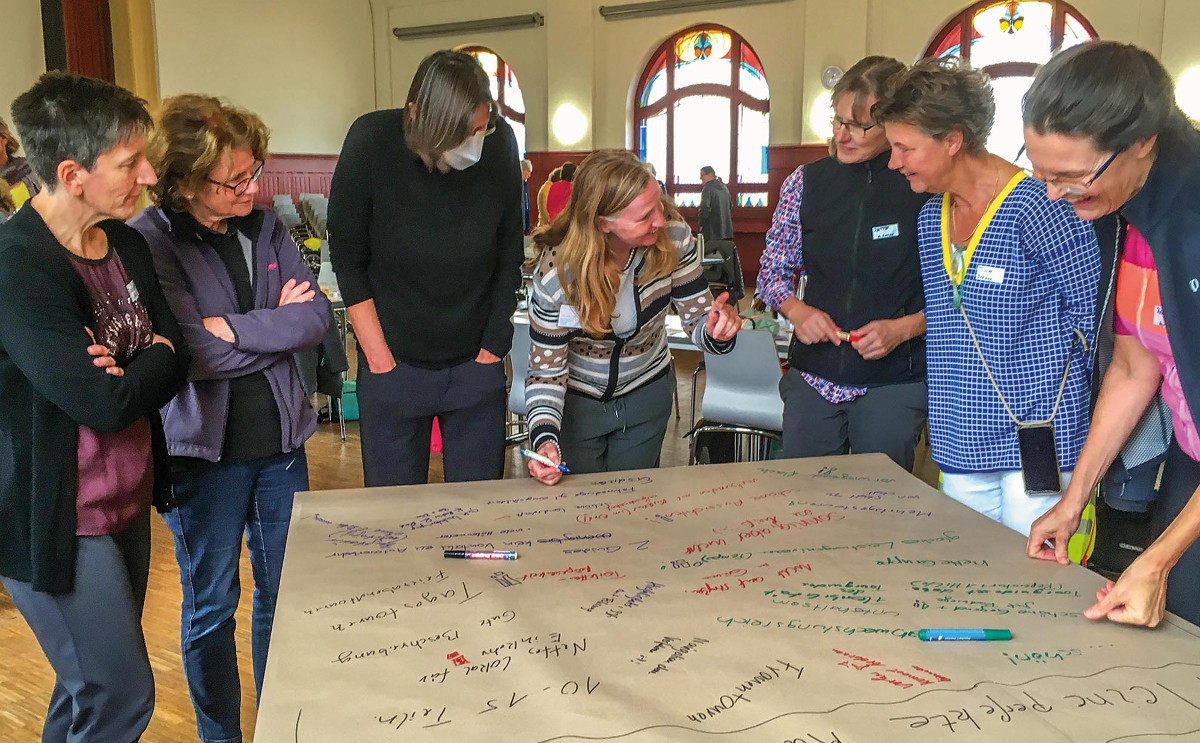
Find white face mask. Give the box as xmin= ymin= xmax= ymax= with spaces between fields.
xmin=441 ymin=130 xmax=486 ymax=171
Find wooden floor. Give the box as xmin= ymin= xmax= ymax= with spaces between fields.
xmin=0 ymin=350 xmax=937 ymax=742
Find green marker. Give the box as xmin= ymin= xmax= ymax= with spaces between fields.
xmin=918 ymin=628 xmax=1012 ymax=641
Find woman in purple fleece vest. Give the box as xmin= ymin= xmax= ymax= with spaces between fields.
xmin=130 ymin=94 xmax=330 ymax=743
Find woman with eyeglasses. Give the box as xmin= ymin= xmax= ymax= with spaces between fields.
xmin=130 ymin=94 xmax=330 ymax=743
xmin=758 ymin=56 xmax=932 ymax=472
xmin=1022 ymin=42 xmax=1200 ymax=629
xmin=329 ymin=49 xmax=523 ymax=486
xmin=874 ymin=57 xmax=1099 ymax=537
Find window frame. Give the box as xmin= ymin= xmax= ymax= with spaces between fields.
xmin=461 ymin=46 xmax=526 ymax=147
xmin=634 ymin=24 xmax=771 ymax=209
xmin=924 ymin=1 xmax=1099 ymax=79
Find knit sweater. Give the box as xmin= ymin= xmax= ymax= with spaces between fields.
xmin=525 ymin=221 xmax=733 ymax=449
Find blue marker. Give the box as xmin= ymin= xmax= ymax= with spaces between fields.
xmin=520 ymin=447 xmax=571 ymax=474
xmin=918 ymin=628 xmax=1012 ymax=642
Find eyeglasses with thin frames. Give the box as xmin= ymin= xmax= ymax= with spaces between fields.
xmin=208 ymin=160 xmax=265 ymax=196
xmin=1015 ymin=145 xmax=1122 ymax=196
xmin=830 ymin=115 xmax=876 ymax=139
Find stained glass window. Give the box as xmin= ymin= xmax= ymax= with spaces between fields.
xmin=463 ymin=46 xmax=526 ymax=158
xmin=634 ymin=25 xmax=771 ymax=208
xmin=925 ymin=2 xmax=1097 ymax=157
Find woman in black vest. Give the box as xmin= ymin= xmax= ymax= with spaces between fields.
xmin=758 ymin=56 xmax=930 ymax=470
xmin=1022 ymin=42 xmax=1200 ymax=628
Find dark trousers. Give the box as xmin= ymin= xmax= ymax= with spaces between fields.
xmin=2 ymin=513 xmax=154 ymax=743
xmin=358 ymin=354 xmax=507 ymax=486
xmin=1153 ymin=441 xmax=1200 ymax=625
xmin=779 ymin=368 xmax=928 ymax=471
xmin=559 ymin=369 xmax=675 ymax=474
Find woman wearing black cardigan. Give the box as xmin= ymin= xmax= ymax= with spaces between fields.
xmin=0 ymin=72 xmax=188 ymax=742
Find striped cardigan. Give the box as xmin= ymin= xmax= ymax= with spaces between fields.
xmin=525 ymin=221 xmax=734 ymax=450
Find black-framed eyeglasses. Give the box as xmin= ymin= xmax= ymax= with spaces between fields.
xmin=208 ymin=160 xmax=264 ymax=196
xmin=1015 ymin=145 xmax=1122 ymax=195
xmin=831 ymin=115 xmax=876 ymax=138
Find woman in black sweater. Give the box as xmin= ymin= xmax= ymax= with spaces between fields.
xmin=0 ymin=72 xmax=188 ymax=742
xmin=330 ymin=50 xmax=523 ymax=486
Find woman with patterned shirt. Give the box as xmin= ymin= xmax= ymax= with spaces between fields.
xmin=874 ymin=57 xmax=1099 ymax=537
xmin=524 ymin=150 xmax=742 ymax=485
xmin=758 ymin=56 xmax=931 ymax=472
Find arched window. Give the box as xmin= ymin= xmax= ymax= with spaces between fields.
xmin=635 ymin=25 xmax=771 ymax=208
xmin=926 ymin=1 xmax=1096 ymax=159
xmin=463 ymin=46 xmax=526 ymax=158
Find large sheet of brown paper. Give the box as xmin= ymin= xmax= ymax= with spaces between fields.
xmin=256 ymin=454 xmax=1200 ymax=742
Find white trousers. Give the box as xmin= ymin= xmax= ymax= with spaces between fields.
xmin=941 ymin=470 xmax=1073 ymax=537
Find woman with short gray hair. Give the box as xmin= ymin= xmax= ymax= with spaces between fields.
xmin=0 ymin=71 xmax=189 ymax=742
xmin=329 ymin=49 xmax=524 ymax=485
xmin=1022 ymin=41 xmax=1200 ymax=629
xmin=874 ymin=56 xmax=1099 ymax=537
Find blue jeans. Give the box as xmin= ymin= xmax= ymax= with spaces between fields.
xmin=163 ymin=449 xmax=308 ymax=743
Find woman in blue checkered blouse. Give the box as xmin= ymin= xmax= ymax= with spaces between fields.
xmin=873 ymin=57 xmax=1100 ymax=537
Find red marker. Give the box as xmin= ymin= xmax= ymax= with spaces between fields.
xmin=836 ymin=331 xmax=863 ymax=342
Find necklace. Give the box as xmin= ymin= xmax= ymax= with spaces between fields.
xmin=949 ymin=158 xmax=1002 ymax=246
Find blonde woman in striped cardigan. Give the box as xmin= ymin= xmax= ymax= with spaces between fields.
xmin=524 ymin=150 xmax=742 ymax=485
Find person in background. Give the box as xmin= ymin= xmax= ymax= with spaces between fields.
xmin=0 ymin=71 xmax=189 ymax=743
xmin=521 ymin=158 xmax=533 ymax=233
xmin=699 ymin=164 xmax=742 ymax=302
xmin=1022 ymin=42 xmax=1200 ymax=628
xmin=874 ymin=56 xmax=1099 ymax=536
xmin=330 ymin=49 xmax=523 ymax=486
xmin=646 ymin=161 xmax=668 ymax=197
xmin=758 ymin=56 xmax=930 ymax=471
xmin=537 ymin=166 xmax=561 ymax=228
xmin=546 ymin=161 xmax=577 ymax=223
xmin=698 ymin=165 xmax=733 ymax=244
xmin=525 ymin=150 xmax=741 ymax=485
xmin=130 ymin=94 xmax=330 ymax=743
xmin=0 ymin=113 xmax=42 ymax=208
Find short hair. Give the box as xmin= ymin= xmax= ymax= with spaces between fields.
xmin=147 ymin=94 xmax=271 ymax=212
xmin=560 ymin=161 xmax=578 ymax=182
xmin=872 ymin=56 xmax=995 ymax=155
xmin=404 ymin=50 xmax=495 ymax=166
xmin=549 ymin=167 xmax=563 ymax=183
xmin=11 ymin=71 xmax=151 ymax=191
xmin=700 ymin=165 xmax=716 ymax=177
xmin=0 ymin=114 xmax=19 ymax=159
xmin=833 ymin=55 xmax=906 ymax=121
xmin=645 ymin=162 xmax=657 ymax=177
xmin=1023 ymin=41 xmax=1185 ymax=152
xmin=520 ymin=158 xmax=532 ymax=171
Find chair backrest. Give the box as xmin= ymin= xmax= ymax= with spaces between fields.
xmin=700 ymin=328 xmax=784 ymax=432
xmin=508 ymin=323 xmax=532 ymax=416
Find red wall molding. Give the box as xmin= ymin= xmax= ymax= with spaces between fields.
xmin=260 ymin=144 xmax=830 ymax=288
xmin=256 ymin=153 xmax=339 ymax=205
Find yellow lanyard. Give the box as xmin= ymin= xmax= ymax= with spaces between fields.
xmin=940 ymin=172 xmax=1027 ymax=288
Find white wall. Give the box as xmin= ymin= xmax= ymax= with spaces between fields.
xmin=2 ymin=0 xmax=46 ymax=128
xmin=153 ymin=0 xmax=376 ymax=154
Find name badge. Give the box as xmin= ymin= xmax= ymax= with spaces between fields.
xmin=125 ymin=280 xmax=140 ymax=303
xmin=871 ymin=223 xmax=900 ymax=240
xmin=1154 ymin=305 xmax=1166 ymax=327
xmin=977 ymin=265 xmax=1005 ymax=284
xmin=558 ymin=305 xmax=582 ymax=329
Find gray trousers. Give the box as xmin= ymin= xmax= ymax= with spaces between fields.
xmin=780 ymin=368 xmax=928 ymax=471
xmin=2 ymin=512 xmax=154 ymax=743
xmin=560 ymin=369 xmax=675 ymax=475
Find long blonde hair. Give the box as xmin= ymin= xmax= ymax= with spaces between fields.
xmin=530 ymin=150 xmax=679 ymax=337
